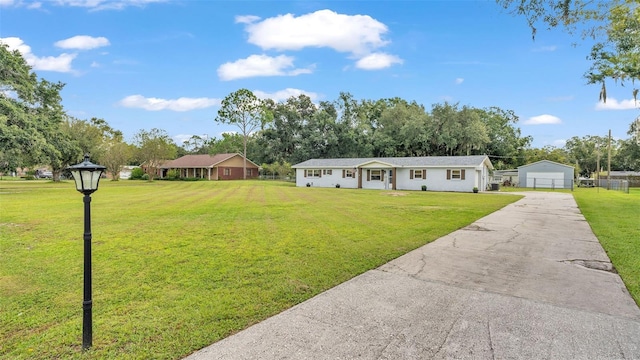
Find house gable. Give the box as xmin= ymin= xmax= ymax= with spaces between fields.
xmin=359 ymin=160 xmax=394 ymax=168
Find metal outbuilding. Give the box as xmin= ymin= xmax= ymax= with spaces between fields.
xmin=518 ymin=160 xmax=574 ymax=189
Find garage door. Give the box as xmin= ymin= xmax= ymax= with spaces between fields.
xmin=526 ymin=172 xmax=566 ymax=188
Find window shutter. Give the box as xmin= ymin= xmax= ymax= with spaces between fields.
xmin=422 ymin=169 xmax=426 ymax=179
xmin=319 ymin=170 xmax=322 ymax=178
xmin=447 ymin=169 xmax=451 ymax=180
xmin=342 ymin=169 xmax=345 ymax=178
xmin=367 ymin=169 xmax=371 ymax=181
xmin=304 ymin=169 xmax=307 ymax=177
xmin=410 ymin=170 xmax=414 ymax=179
xmin=381 ymin=170 xmax=385 ymax=182
xmin=461 ymin=169 xmax=466 ymax=180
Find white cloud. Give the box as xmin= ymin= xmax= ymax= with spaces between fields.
xmin=595 ymin=98 xmax=639 ymax=110
xmin=118 ymin=95 xmax=220 ymax=111
xmin=217 ymin=54 xmax=313 ymax=81
xmin=455 ymin=78 xmax=464 ymax=85
xmin=253 ymin=88 xmax=319 ymax=102
xmin=51 ymin=0 xmax=165 ymax=10
xmin=0 ymin=37 xmax=76 ymax=73
xmin=553 ymin=139 xmax=567 ymax=147
xmin=55 ymin=35 xmax=110 ymax=50
xmin=524 ymin=114 xmax=562 ymax=125
xmin=242 ymin=9 xmax=389 ymax=56
xmin=355 ymin=52 xmax=403 ymax=70
xmin=235 ymin=15 xmax=261 ymax=24
xmin=174 ymin=134 xmax=194 ymax=145
xmin=90 ymin=61 xmax=100 ymax=68
xmin=1 ymin=0 xmax=164 ymax=10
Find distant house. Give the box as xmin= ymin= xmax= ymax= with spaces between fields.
xmin=493 ymin=169 xmax=519 ymax=186
xmin=518 ymin=160 xmax=574 ymax=189
xmin=292 ymin=155 xmax=493 ymax=192
xmin=159 ymin=153 xmax=259 ymax=180
xmin=598 ymin=171 xmax=640 ymax=188
xmin=118 ymin=165 xmax=139 ymax=180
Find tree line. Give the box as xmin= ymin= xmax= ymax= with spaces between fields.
xmin=2 ymin=43 xmax=639 ymax=182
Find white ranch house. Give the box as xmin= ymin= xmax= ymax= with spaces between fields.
xmin=292 ymin=155 xmax=493 ymax=192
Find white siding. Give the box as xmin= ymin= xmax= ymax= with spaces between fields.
xmin=294 ymin=156 xmax=493 ymax=193
xmin=295 ymin=169 xmax=358 ymax=188
xmin=526 ymin=172 xmax=565 ymax=188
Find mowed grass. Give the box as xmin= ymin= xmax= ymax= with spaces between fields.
xmin=0 ymin=180 xmax=520 ymax=359
xmin=573 ymin=187 xmax=640 ymax=305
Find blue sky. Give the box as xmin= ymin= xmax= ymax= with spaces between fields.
xmin=1 ymin=0 xmax=638 ymax=149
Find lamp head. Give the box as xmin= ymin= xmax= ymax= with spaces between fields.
xmin=67 ymin=154 xmax=106 ymax=195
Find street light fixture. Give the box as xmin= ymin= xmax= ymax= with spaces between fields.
xmin=67 ymin=154 xmax=106 ymax=350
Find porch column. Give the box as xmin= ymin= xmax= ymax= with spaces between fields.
xmin=392 ymin=167 xmax=397 ymax=190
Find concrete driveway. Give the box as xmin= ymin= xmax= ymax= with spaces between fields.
xmin=185 ymin=192 xmax=640 ymax=359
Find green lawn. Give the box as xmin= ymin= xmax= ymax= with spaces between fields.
xmin=572 ymin=187 xmax=640 ymax=305
xmin=0 ymin=180 xmax=520 ymax=359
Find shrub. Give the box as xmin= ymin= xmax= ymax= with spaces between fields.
xmin=130 ymin=167 xmax=145 ymax=180
xmin=421 ymin=185 xmax=427 ymax=191
xmin=141 ymin=173 xmax=150 ymax=181
xmin=166 ymin=169 xmax=180 ymax=180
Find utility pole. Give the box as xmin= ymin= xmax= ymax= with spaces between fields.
xmin=607 ymin=129 xmax=611 ymax=190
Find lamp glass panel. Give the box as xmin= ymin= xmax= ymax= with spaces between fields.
xmin=90 ymin=170 xmax=103 ymax=190
xmin=71 ymin=169 xmax=83 ymax=191
xmin=81 ymin=170 xmax=95 ymax=191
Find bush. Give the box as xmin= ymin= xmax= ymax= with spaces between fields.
xmin=166 ymin=169 xmax=180 ymax=180
xmin=141 ymin=174 xmax=150 ymax=181
xmin=421 ymin=185 xmax=427 ymax=191
xmin=130 ymin=167 xmax=145 ymax=180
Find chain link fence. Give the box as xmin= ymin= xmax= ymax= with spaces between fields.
xmin=598 ymin=179 xmax=630 ymax=194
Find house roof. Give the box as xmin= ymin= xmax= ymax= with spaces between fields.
xmin=607 ymin=171 xmax=640 ymax=176
xmin=292 ymin=155 xmax=493 ymax=169
xmin=160 ymin=153 xmax=259 ymax=169
xmin=518 ymin=160 xmax=574 ymax=170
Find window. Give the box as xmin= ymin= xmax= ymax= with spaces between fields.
xmin=247 ymin=169 xmax=253 ymax=176
xmin=410 ymin=169 xmax=426 ymax=179
xmin=224 ymin=168 xmax=230 ymax=176
xmin=344 ymin=169 xmax=355 ymax=178
xmin=305 ymin=169 xmax=321 ymax=178
xmin=370 ymin=170 xmax=381 ymax=181
xmin=447 ymin=169 xmax=465 ymax=180
xmin=323 ymin=169 xmax=332 ymax=175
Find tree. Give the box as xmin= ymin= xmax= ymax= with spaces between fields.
xmin=133 ymin=128 xmax=177 ymax=181
xmin=216 ymin=89 xmax=269 ymax=179
xmin=209 ymin=132 xmax=245 ymax=155
xmin=1 ymin=44 xmax=66 ymax=171
xmin=497 ymin=0 xmax=640 ymax=102
xmin=614 ymin=120 xmax=640 ymax=171
xmin=523 ymin=145 xmax=569 ymax=164
xmin=564 ymin=135 xmax=609 ymax=177
xmin=182 ymin=135 xmax=212 ymax=154
xmin=101 ymin=141 xmax=133 ymax=181
xmin=476 ymin=107 xmax=532 ymax=169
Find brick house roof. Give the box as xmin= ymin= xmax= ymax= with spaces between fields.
xmin=160 ymin=153 xmax=259 ymax=168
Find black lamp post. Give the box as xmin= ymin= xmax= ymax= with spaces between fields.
xmin=67 ymin=154 xmax=105 ymax=350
